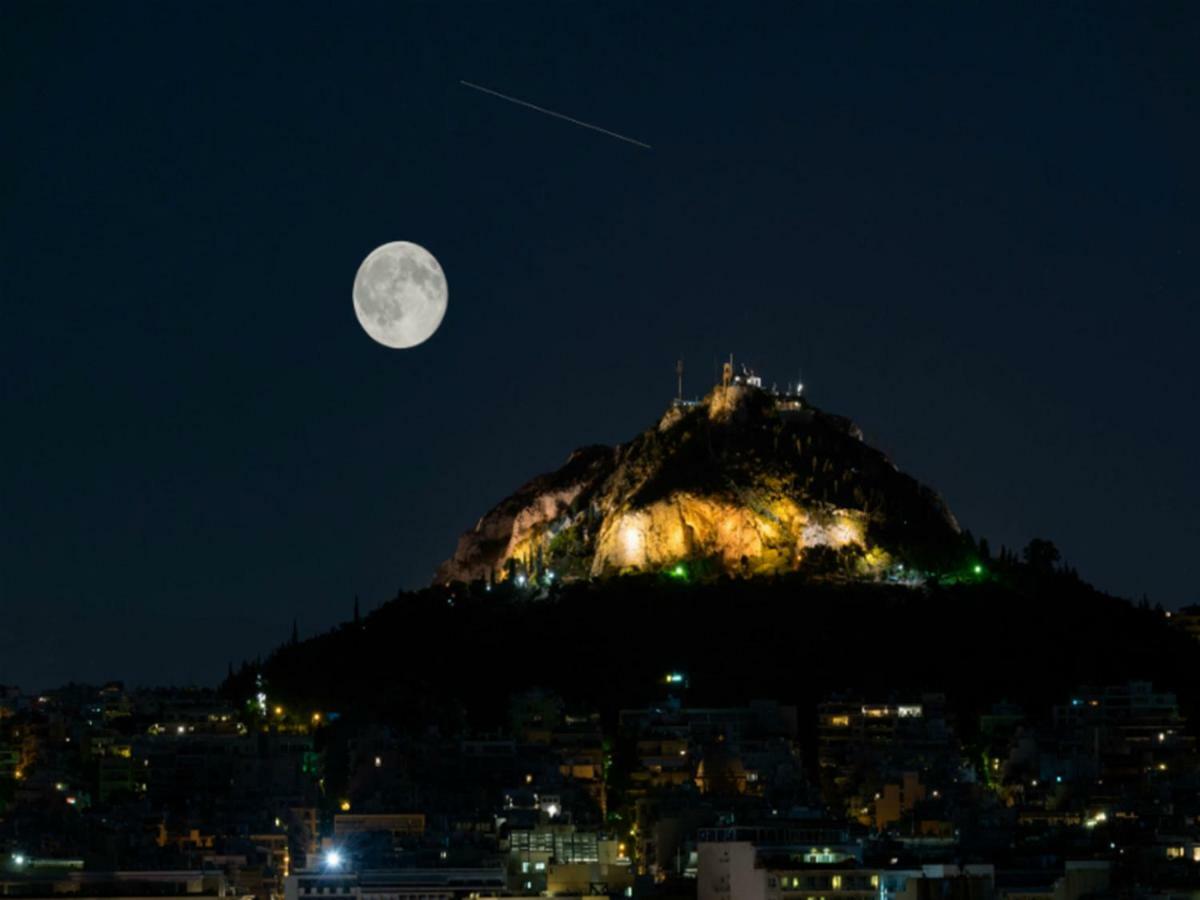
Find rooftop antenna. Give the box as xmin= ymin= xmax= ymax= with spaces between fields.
xmin=676 ymin=359 xmax=684 ymax=403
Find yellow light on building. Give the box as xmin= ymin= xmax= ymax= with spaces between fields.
xmin=274 ymin=706 xmax=284 ymax=717
xmin=339 ymin=799 xmax=351 ymax=811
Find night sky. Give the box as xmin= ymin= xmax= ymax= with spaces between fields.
xmin=3 ymin=2 xmax=1197 ymax=689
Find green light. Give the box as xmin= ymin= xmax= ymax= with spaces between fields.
xmin=669 ymin=564 xmax=687 ymax=579
xmin=973 ymin=564 xmax=983 ymax=575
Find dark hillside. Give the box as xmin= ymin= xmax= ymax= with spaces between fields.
xmin=224 ymin=567 xmax=1199 ymax=758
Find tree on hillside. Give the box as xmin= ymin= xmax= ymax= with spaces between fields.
xmin=1023 ymin=538 xmax=1061 ymax=574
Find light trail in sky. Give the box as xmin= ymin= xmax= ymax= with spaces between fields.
xmin=459 ymin=80 xmax=652 ymax=150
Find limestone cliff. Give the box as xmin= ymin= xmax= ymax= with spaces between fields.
xmin=435 ymin=385 xmax=960 ymax=584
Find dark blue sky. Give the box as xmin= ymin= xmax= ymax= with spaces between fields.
xmin=3 ymin=2 xmax=1197 ymax=689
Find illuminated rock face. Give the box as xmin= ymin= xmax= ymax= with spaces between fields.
xmin=435 ymin=385 xmax=959 ymax=584
xmin=438 ymin=445 xmax=613 ymax=583
xmin=706 ymin=384 xmax=758 ymax=424
xmin=591 ymin=494 xmax=868 ymax=577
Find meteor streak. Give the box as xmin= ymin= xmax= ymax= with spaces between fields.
xmin=459 ymin=80 xmax=652 ymax=150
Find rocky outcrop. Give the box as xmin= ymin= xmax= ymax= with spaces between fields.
xmin=435 ymin=385 xmax=960 ymax=584
xmin=439 ymin=445 xmax=613 ymax=583
xmin=589 ymin=492 xmax=871 ymax=577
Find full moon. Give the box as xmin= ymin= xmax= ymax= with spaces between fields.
xmin=352 ymin=241 xmax=448 ymax=349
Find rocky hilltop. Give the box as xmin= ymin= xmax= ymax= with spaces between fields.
xmin=436 ymin=383 xmax=961 ymax=584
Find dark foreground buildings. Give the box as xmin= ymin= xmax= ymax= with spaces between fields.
xmin=2 ymin=670 xmax=1199 ymax=899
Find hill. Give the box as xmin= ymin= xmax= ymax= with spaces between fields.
xmin=222 ymin=375 xmax=1198 ymax=766
xmin=437 ymin=379 xmax=963 ymax=585
xmin=225 ymin=565 xmax=1199 ymax=752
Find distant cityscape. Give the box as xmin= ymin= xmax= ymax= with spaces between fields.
xmin=3 ymin=605 xmax=1200 ymax=900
